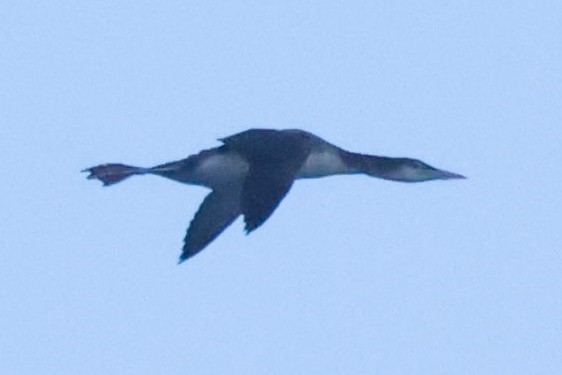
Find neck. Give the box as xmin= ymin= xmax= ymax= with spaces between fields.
xmin=341 ymin=151 xmax=405 ymax=181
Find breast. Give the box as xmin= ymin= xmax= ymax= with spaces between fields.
xmin=297 ymin=148 xmax=350 ymax=178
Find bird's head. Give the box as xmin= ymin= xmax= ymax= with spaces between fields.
xmin=382 ymin=158 xmax=466 ymax=182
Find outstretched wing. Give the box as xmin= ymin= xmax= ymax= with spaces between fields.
xmin=241 ymin=160 xmax=301 ymax=232
xmin=180 ymin=188 xmax=241 ymax=263
xmin=222 ymin=129 xmax=313 ymax=233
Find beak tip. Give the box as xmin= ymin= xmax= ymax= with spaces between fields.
xmin=440 ymin=170 xmax=467 ymax=180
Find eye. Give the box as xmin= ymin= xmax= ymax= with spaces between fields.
xmin=414 ymin=161 xmax=432 ymax=170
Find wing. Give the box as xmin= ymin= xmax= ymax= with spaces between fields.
xmin=179 ymin=188 xmax=241 ymax=263
xmin=241 ymin=160 xmax=301 ymax=233
xmin=221 ymin=130 xmax=313 ymax=233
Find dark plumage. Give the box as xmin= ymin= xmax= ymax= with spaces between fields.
xmin=83 ymin=129 xmax=465 ymax=263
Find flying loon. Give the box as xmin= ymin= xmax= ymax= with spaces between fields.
xmin=83 ymin=129 xmax=465 ymax=263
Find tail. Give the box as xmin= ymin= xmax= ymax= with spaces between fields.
xmin=82 ymin=163 xmax=147 ymax=186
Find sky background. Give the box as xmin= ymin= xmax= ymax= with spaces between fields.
xmin=2 ymin=1 xmax=561 ymax=374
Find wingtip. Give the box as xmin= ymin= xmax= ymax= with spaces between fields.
xmin=178 ymin=253 xmax=189 ymax=264
xmin=243 ymin=221 xmax=257 ymax=235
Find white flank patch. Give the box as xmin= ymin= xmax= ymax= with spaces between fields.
xmin=297 ymin=150 xmax=349 ymax=178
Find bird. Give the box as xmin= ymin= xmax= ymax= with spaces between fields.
xmin=83 ymin=129 xmax=465 ymax=263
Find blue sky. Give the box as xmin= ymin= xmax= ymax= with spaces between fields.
xmin=2 ymin=1 xmax=561 ymax=374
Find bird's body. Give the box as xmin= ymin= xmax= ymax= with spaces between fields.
xmin=83 ymin=129 xmax=465 ymax=262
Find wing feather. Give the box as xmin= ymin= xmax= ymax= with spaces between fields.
xmin=180 ymin=188 xmax=241 ymax=262
xmin=222 ymin=129 xmax=313 ymax=233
